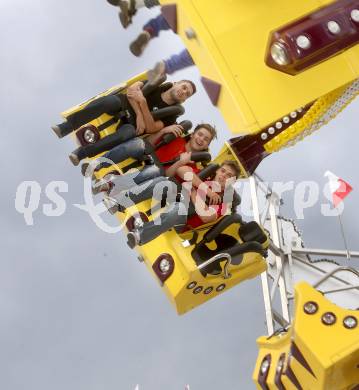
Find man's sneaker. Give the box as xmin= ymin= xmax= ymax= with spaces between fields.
xmin=92 ymin=182 xmax=112 ymax=195
xmin=51 ymin=125 xmax=63 ymax=138
xmin=127 ymin=230 xmax=140 ymax=249
xmin=81 ymin=163 xmax=90 ymax=177
xmin=103 ymin=196 xmax=119 ymax=215
xmin=129 ymin=31 xmax=151 ymax=57
xmin=69 ymin=152 xmax=80 ymax=166
xmin=147 ymin=61 xmax=166 ymax=85
xmin=51 ymin=121 xmax=73 ymax=138
xmin=106 ymin=0 xmax=120 ymax=6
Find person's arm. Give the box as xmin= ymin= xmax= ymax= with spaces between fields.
xmin=146 ymin=124 xmax=183 ymax=146
xmin=176 ymin=166 xmax=222 ymax=205
xmin=127 ymin=87 xmax=163 ymax=134
xmin=127 ymin=96 xmax=145 ymax=134
xmin=138 ymin=97 xmax=161 ymax=133
xmin=127 ymin=81 xmax=144 ymax=93
xmin=190 ymin=189 xmax=219 ymax=224
xmin=164 ymin=151 xmax=192 ymax=177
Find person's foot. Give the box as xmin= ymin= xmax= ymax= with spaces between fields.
xmin=127 ymin=230 xmax=140 ymax=249
xmin=103 ymin=196 xmax=119 ymax=214
xmin=69 ymin=152 xmax=80 ymax=166
xmin=147 ymin=61 xmax=166 ymax=85
xmin=51 ymin=121 xmax=73 ymax=138
xmin=106 ymin=0 xmax=120 ymax=5
xmin=81 ymin=162 xmax=91 ymax=177
xmin=92 ymin=182 xmax=112 ymax=195
xmin=129 ymin=31 xmax=151 ymax=57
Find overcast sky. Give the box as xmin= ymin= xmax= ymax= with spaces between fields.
xmin=2 ymin=1 xmax=358 ymax=389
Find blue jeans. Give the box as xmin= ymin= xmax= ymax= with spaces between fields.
xmin=94 ymin=135 xmax=146 ymax=170
xmin=143 ymin=14 xmax=170 ymax=37
xmin=164 ymin=49 xmax=194 ymax=74
xmin=77 ymin=123 xmax=137 ymax=161
xmin=137 ymin=201 xmax=188 ymax=245
xmin=110 ymin=166 xmax=164 ymax=196
xmin=111 ymin=174 xmax=178 ymax=202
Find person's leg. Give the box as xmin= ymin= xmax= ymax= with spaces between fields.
xmin=53 ymin=95 xmax=124 ymax=138
xmin=129 ymin=201 xmax=188 ymax=246
xmin=110 ymin=164 xmax=163 ymax=196
xmin=129 ymin=14 xmax=170 ymax=57
xmin=143 ymin=0 xmax=160 ymax=8
xmin=111 ymin=174 xmax=179 ymax=208
xmin=70 ymin=124 xmax=138 ymax=166
xmin=148 ymin=49 xmax=194 ymax=83
xmin=164 ymin=49 xmax=195 ymax=74
xmin=117 ymin=0 xmax=160 ymax=28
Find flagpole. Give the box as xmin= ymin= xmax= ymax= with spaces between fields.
xmin=337 ymin=210 xmax=351 ymax=259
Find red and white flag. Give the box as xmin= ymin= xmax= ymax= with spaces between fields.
xmin=325 ymin=171 xmax=353 ymax=207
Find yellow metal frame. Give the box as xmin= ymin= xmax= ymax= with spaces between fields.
xmin=253 ymin=282 xmax=359 ymax=389
xmin=160 ymin=0 xmax=359 ymax=137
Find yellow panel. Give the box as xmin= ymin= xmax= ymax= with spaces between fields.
xmin=253 ymin=282 xmax=359 ymax=389
xmin=161 ymin=0 xmax=359 ymax=134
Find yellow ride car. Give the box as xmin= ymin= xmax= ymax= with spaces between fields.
xmin=160 ymin=0 xmax=359 ymax=174
xmin=253 ymin=281 xmax=359 ymax=389
xmin=59 ymin=76 xmax=269 ymax=315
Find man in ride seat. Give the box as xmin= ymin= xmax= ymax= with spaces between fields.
xmin=51 ymin=79 xmax=196 ymax=165
xmin=126 ymin=161 xmax=240 ymax=247
xmin=92 ymin=124 xmax=219 ymax=209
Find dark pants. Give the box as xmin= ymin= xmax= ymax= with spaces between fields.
xmin=63 ymin=95 xmax=127 ymax=136
xmin=138 ymin=201 xmax=188 ymax=245
xmin=75 ymin=123 xmax=137 ymax=161
xmin=143 ymin=14 xmax=170 ymax=37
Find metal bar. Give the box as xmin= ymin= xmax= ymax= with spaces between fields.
xmin=338 ymin=212 xmax=351 ymax=259
xmin=269 ymin=195 xmax=291 ymax=323
xmin=197 ymin=253 xmax=232 ymax=279
xmin=292 ymin=248 xmax=359 ymax=258
xmin=250 ymin=176 xmax=274 ymax=335
xmin=322 ymin=285 xmax=359 ymax=294
xmin=313 ymin=266 xmax=359 ymax=289
xmin=292 ymin=255 xmax=359 ymax=288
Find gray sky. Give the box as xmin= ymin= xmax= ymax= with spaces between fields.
xmin=1 ymin=1 xmax=358 ymax=389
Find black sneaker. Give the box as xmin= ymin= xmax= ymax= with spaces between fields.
xmin=106 ymin=0 xmax=120 ymax=5
xmin=69 ymin=152 xmax=80 ymax=166
xmin=103 ymin=196 xmax=119 ymax=214
xmin=51 ymin=121 xmax=73 ymax=138
xmin=92 ymin=182 xmax=111 ymax=195
xmin=127 ymin=230 xmax=140 ymax=249
xmin=81 ymin=163 xmax=90 ymax=177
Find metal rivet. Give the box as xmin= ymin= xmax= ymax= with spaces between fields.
xmin=351 ymin=9 xmax=359 ymax=23
xmin=268 ymin=127 xmax=275 ymax=135
xmin=327 ymin=21 xmax=341 ymax=34
xmin=304 ymin=301 xmax=318 ymax=315
xmin=187 ymin=281 xmax=197 ymax=289
xmin=185 ymin=28 xmax=197 ymax=39
xmin=296 ymin=35 xmax=311 ymax=49
xmin=322 ymin=312 xmax=337 ymax=325
xmin=343 ymin=316 xmax=358 ymax=329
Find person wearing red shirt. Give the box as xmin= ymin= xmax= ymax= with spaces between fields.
xmin=126 ymin=161 xmax=240 ymax=248
xmin=87 ymin=124 xmax=218 ymax=211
